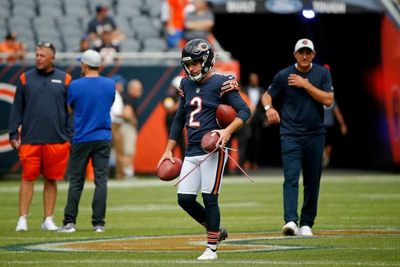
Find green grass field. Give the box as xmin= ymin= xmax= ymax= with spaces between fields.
xmin=0 ymin=170 xmax=399 ymax=266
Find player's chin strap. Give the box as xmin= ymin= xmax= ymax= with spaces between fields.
xmin=174 ymin=146 xmax=255 ymax=187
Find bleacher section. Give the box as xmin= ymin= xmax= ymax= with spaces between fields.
xmin=1 ymin=0 xmax=167 ymax=52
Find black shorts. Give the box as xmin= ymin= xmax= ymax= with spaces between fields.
xmin=325 ymin=126 xmax=335 ymax=145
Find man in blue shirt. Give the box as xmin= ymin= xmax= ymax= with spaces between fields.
xmin=58 ymin=50 xmax=115 ymax=233
xmin=261 ymin=38 xmax=334 ymax=236
xmin=158 ymin=39 xmax=251 ymax=260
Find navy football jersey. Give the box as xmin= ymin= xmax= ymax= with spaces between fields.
xmin=170 ymin=73 xmax=250 ymax=157
xmin=268 ymin=63 xmax=334 ymax=136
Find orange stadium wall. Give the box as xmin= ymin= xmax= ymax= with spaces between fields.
xmin=381 ymin=16 xmax=400 ymax=165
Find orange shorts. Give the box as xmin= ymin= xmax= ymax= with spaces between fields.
xmin=86 ymin=158 xmax=94 ymax=181
xmin=19 ymin=143 xmax=70 ymax=181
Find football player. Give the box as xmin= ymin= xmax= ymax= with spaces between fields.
xmin=158 ymin=39 xmax=251 ymax=260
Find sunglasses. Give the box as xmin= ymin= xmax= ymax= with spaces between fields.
xmin=37 ymin=42 xmax=56 ymax=53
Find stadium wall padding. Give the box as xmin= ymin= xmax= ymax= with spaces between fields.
xmin=0 ymin=61 xmax=240 ymax=174
xmin=0 ymin=64 xmax=181 ymax=174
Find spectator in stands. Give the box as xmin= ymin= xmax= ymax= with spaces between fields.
xmin=183 ymin=0 xmax=214 ymax=43
xmin=77 ymin=35 xmax=91 ymax=52
xmin=162 ymin=0 xmax=189 ymax=49
xmin=87 ymin=4 xmax=124 ymax=44
xmin=93 ymin=29 xmax=120 ymax=65
xmin=120 ymin=79 xmax=143 ymax=179
xmin=0 ymin=32 xmax=27 ymax=62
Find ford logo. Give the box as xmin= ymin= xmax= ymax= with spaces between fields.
xmin=265 ymin=0 xmax=303 ymax=14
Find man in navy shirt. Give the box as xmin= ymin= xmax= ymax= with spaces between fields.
xmin=158 ymin=39 xmax=250 ymax=260
xmin=261 ymin=38 xmax=334 ymax=236
xmin=9 ymin=42 xmax=72 ymax=232
xmin=58 ymin=50 xmax=115 ymax=233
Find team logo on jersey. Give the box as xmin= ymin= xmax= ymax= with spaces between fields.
xmin=0 ymin=83 xmax=16 ymax=153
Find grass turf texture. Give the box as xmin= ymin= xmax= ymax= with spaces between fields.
xmin=0 ymin=171 xmax=399 ymax=266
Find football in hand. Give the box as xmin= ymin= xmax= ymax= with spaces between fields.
xmin=157 ymin=157 xmax=182 ymax=181
xmin=201 ymin=131 xmax=220 ymax=153
xmin=216 ymin=104 xmax=237 ymax=128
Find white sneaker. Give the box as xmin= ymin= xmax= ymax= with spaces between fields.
xmin=299 ymin=225 xmax=313 ymax=236
xmin=93 ymin=225 xmax=105 ymax=232
xmin=282 ymin=221 xmax=299 ymax=236
xmin=41 ymin=216 xmax=58 ymax=231
xmin=197 ymin=247 xmax=218 ymax=261
xmin=16 ymin=216 xmax=27 ymax=232
xmin=57 ymin=223 xmax=76 ymax=233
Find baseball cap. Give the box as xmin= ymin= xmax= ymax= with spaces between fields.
xmin=77 ymin=49 xmax=101 ymax=67
xmin=294 ymin=38 xmax=314 ymax=53
xmin=96 ymin=4 xmax=108 ymax=12
xmin=80 ymin=34 xmax=90 ymax=42
xmin=112 ymin=74 xmax=127 ymax=85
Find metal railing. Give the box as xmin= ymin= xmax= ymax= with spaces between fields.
xmin=0 ymin=46 xmax=232 ymax=66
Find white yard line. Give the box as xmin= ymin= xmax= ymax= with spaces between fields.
xmin=0 ymin=175 xmax=399 ymax=193
xmin=1 ymin=259 xmax=398 ymax=266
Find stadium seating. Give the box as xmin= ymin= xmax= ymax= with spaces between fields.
xmin=142 ymin=37 xmax=167 ymax=52
xmin=120 ymin=39 xmax=142 ymax=52
xmin=1 ymin=0 xmax=169 ymax=53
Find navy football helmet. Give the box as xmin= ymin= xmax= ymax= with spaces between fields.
xmin=181 ymin=39 xmax=215 ymax=82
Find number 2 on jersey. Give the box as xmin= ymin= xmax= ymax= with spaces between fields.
xmin=189 ymin=97 xmax=202 ymax=127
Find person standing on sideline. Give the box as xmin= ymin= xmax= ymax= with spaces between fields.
xmin=158 ymin=39 xmax=251 ymax=260
xmin=110 ymin=75 xmax=125 ymax=179
xmin=120 ymin=79 xmax=143 ymax=179
xmin=322 ymin=64 xmax=348 ymax=168
xmin=261 ymin=38 xmax=334 ymax=236
xmin=9 ymin=42 xmax=72 ymax=231
xmin=58 ymin=50 xmax=115 ymax=233
xmin=323 ymin=100 xmax=348 ymax=167
xmin=242 ymin=72 xmax=264 ymax=170
xmin=163 ymin=75 xmax=186 ymax=157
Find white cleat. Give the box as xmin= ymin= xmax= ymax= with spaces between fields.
xmin=299 ymin=225 xmax=313 ymax=236
xmin=282 ymin=221 xmax=299 ymax=236
xmin=16 ymin=216 xmax=28 ymax=232
xmin=197 ymin=247 xmax=218 ymax=261
xmin=41 ymin=216 xmax=58 ymax=231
